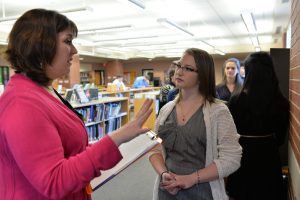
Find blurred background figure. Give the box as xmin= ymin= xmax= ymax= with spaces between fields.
xmin=240 ymin=61 xmax=246 ymax=80
xmin=226 ymin=52 xmax=290 ymax=200
xmin=216 ymin=58 xmax=244 ymax=102
xmin=133 ymin=75 xmax=150 ymax=88
xmin=158 ymin=61 xmax=176 ymax=111
xmin=112 ymin=75 xmax=127 ymax=90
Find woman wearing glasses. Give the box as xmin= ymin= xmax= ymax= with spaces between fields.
xmin=149 ymin=48 xmax=242 ymax=200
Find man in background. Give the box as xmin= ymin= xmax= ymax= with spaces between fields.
xmin=133 ymin=75 xmax=150 ymax=88
xmin=112 ymin=75 xmax=126 ymax=90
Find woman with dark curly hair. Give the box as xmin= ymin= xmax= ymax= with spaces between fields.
xmin=0 ymin=8 xmax=153 ymax=200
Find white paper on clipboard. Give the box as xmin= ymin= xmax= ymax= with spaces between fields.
xmin=91 ymin=132 xmax=160 ymax=190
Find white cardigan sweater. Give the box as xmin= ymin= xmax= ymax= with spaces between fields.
xmin=150 ymin=98 xmax=242 ymax=200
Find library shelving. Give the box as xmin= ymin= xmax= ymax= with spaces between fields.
xmin=99 ymin=88 xmax=160 ymax=130
xmin=71 ymin=97 xmax=129 ymax=144
xmin=99 ymin=87 xmax=160 ymax=109
xmin=80 ymin=72 xmax=90 ymax=84
xmin=0 ymin=66 xmax=10 ymax=86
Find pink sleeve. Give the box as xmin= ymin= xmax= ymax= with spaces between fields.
xmin=4 ymin=99 xmax=122 ymax=199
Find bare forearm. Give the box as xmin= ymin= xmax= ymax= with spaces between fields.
xmin=149 ymin=153 xmax=167 ymax=175
xmin=171 ymin=162 xmax=219 ymax=190
xmin=196 ymin=162 xmax=219 ymax=183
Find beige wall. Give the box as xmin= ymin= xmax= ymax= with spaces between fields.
xmin=289 ymin=0 xmax=300 ymax=199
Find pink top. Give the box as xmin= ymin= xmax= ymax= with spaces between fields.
xmin=0 ymin=74 xmax=123 ymax=200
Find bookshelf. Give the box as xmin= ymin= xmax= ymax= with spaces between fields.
xmin=80 ymin=71 xmax=90 ymax=84
xmin=133 ymin=91 xmax=160 ymax=130
xmin=99 ymin=87 xmax=160 ymax=111
xmin=0 ymin=66 xmax=10 ymax=86
xmin=71 ymin=97 xmax=129 ymax=144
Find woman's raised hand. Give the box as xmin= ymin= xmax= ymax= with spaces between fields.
xmin=110 ymin=98 xmax=153 ymax=146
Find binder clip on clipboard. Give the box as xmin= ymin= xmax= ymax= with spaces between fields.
xmin=146 ymin=130 xmax=162 ymax=143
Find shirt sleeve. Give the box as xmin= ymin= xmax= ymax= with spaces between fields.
xmin=4 ymin=98 xmax=122 ymax=199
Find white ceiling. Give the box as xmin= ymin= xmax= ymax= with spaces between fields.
xmin=0 ymin=0 xmax=291 ymax=61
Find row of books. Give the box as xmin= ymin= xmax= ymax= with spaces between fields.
xmin=86 ymin=124 xmax=105 ymax=143
xmin=76 ymin=102 xmax=121 ymax=124
xmin=0 ymin=66 xmax=9 ymax=86
xmin=86 ymin=117 xmax=122 ymax=143
xmin=105 ymin=117 xmax=122 ymax=134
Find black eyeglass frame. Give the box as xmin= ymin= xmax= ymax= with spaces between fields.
xmin=173 ymin=62 xmax=198 ymax=73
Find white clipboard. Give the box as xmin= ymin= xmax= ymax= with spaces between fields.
xmin=91 ymin=132 xmax=160 ymax=190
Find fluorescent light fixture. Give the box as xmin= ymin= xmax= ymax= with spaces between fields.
xmin=215 ymin=49 xmax=226 ymax=56
xmin=241 ymin=12 xmax=257 ymax=34
xmin=94 ymin=35 xmax=158 ymax=43
xmin=73 ymin=38 xmax=94 ymax=46
xmin=157 ymin=18 xmax=194 ymax=37
xmin=255 ymin=47 xmax=261 ymax=52
xmin=250 ymin=36 xmax=259 ymax=46
xmin=78 ymin=25 xmax=133 ymax=35
xmin=0 ymin=7 xmax=91 ymax=23
xmin=60 ymin=7 xmax=93 ymax=13
xmin=195 ymin=39 xmax=215 ymax=49
xmin=128 ymin=0 xmax=146 ymax=9
xmin=0 ymin=16 xmax=17 ymax=23
xmin=120 ymin=41 xmax=176 ymax=48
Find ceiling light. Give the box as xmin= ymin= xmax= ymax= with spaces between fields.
xmin=60 ymin=7 xmax=93 ymax=13
xmin=241 ymin=12 xmax=257 ymax=34
xmin=0 ymin=7 xmax=92 ymax=24
xmin=250 ymin=36 xmax=259 ymax=46
xmin=94 ymin=35 xmax=158 ymax=43
xmin=78 ymin=25 xmax=133 ymax=35
xmin=215 ymin=49 xmax=226 ymax=56
xmin=0 ymin=15 xmax=18 ymax=23
xmin=157 ymin=18 xmax=194 ymax=37
xmin=128 ymin=0 xmax=146 ymax=9
xmin=255 ymin=47 xmax=261 ymax=52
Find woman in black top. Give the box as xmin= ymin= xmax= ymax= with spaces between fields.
xmin=226 ymin=52 xmax=290 ymax=200
xmin=216 ymin=58 xmax=243 ymax=102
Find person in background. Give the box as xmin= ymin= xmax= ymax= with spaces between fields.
xmin=226 ymin=52 xmax=289 ymax=200
xmin=0 ymin=9 xmax=153 ymax=200
xmin=239 ymin=61 xmax=245 ymax=80
xmin=133 ymin=74 xmax=150 ymax=88
xmin=149 ymin=48 xmax=242 ymax=200
xmin=112 ymin=74 xmax=126 ymax=90
xmin=216 ymin=58 xmax=244 ymax=102
xmin=167 ymin=87 xmax=179 ymax=102
xmin=159 ymin=62 xmax=176 ymax=111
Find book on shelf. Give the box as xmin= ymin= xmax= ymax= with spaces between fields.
xmin=0 ymin=66 xmax=10 ymax=86
xmin=0 ymin=67 xmax=2 ymax=84
xmin=73 ymin=99 xmax=127 ymax=144
xmin=75 ymin=88 xmax=89 ymax=103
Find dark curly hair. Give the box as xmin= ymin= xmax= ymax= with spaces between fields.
xmin=5 ymin=8 xmax=78 ymax=86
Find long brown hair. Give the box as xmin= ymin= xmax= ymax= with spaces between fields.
xmin=184 ymin=48 xmax=216 ymax=103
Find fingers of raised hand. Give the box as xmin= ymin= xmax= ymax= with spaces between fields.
xmin=135 ymin=99 xmax=153 ymax=126
xmin=136 ymin=99 xmax=153 ymax=118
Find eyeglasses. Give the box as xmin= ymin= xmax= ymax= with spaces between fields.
xmin=173 ymin=62 xmax=198 ymax=73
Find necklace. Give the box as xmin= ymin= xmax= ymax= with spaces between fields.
xmin=178 ymin=101 xmax=192 ymax=122
xmin=178 ymin=99 xmax=203 ymax=123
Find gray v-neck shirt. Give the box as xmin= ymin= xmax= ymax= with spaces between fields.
xmin=157 ymin=106 xmax=213 ymax=200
